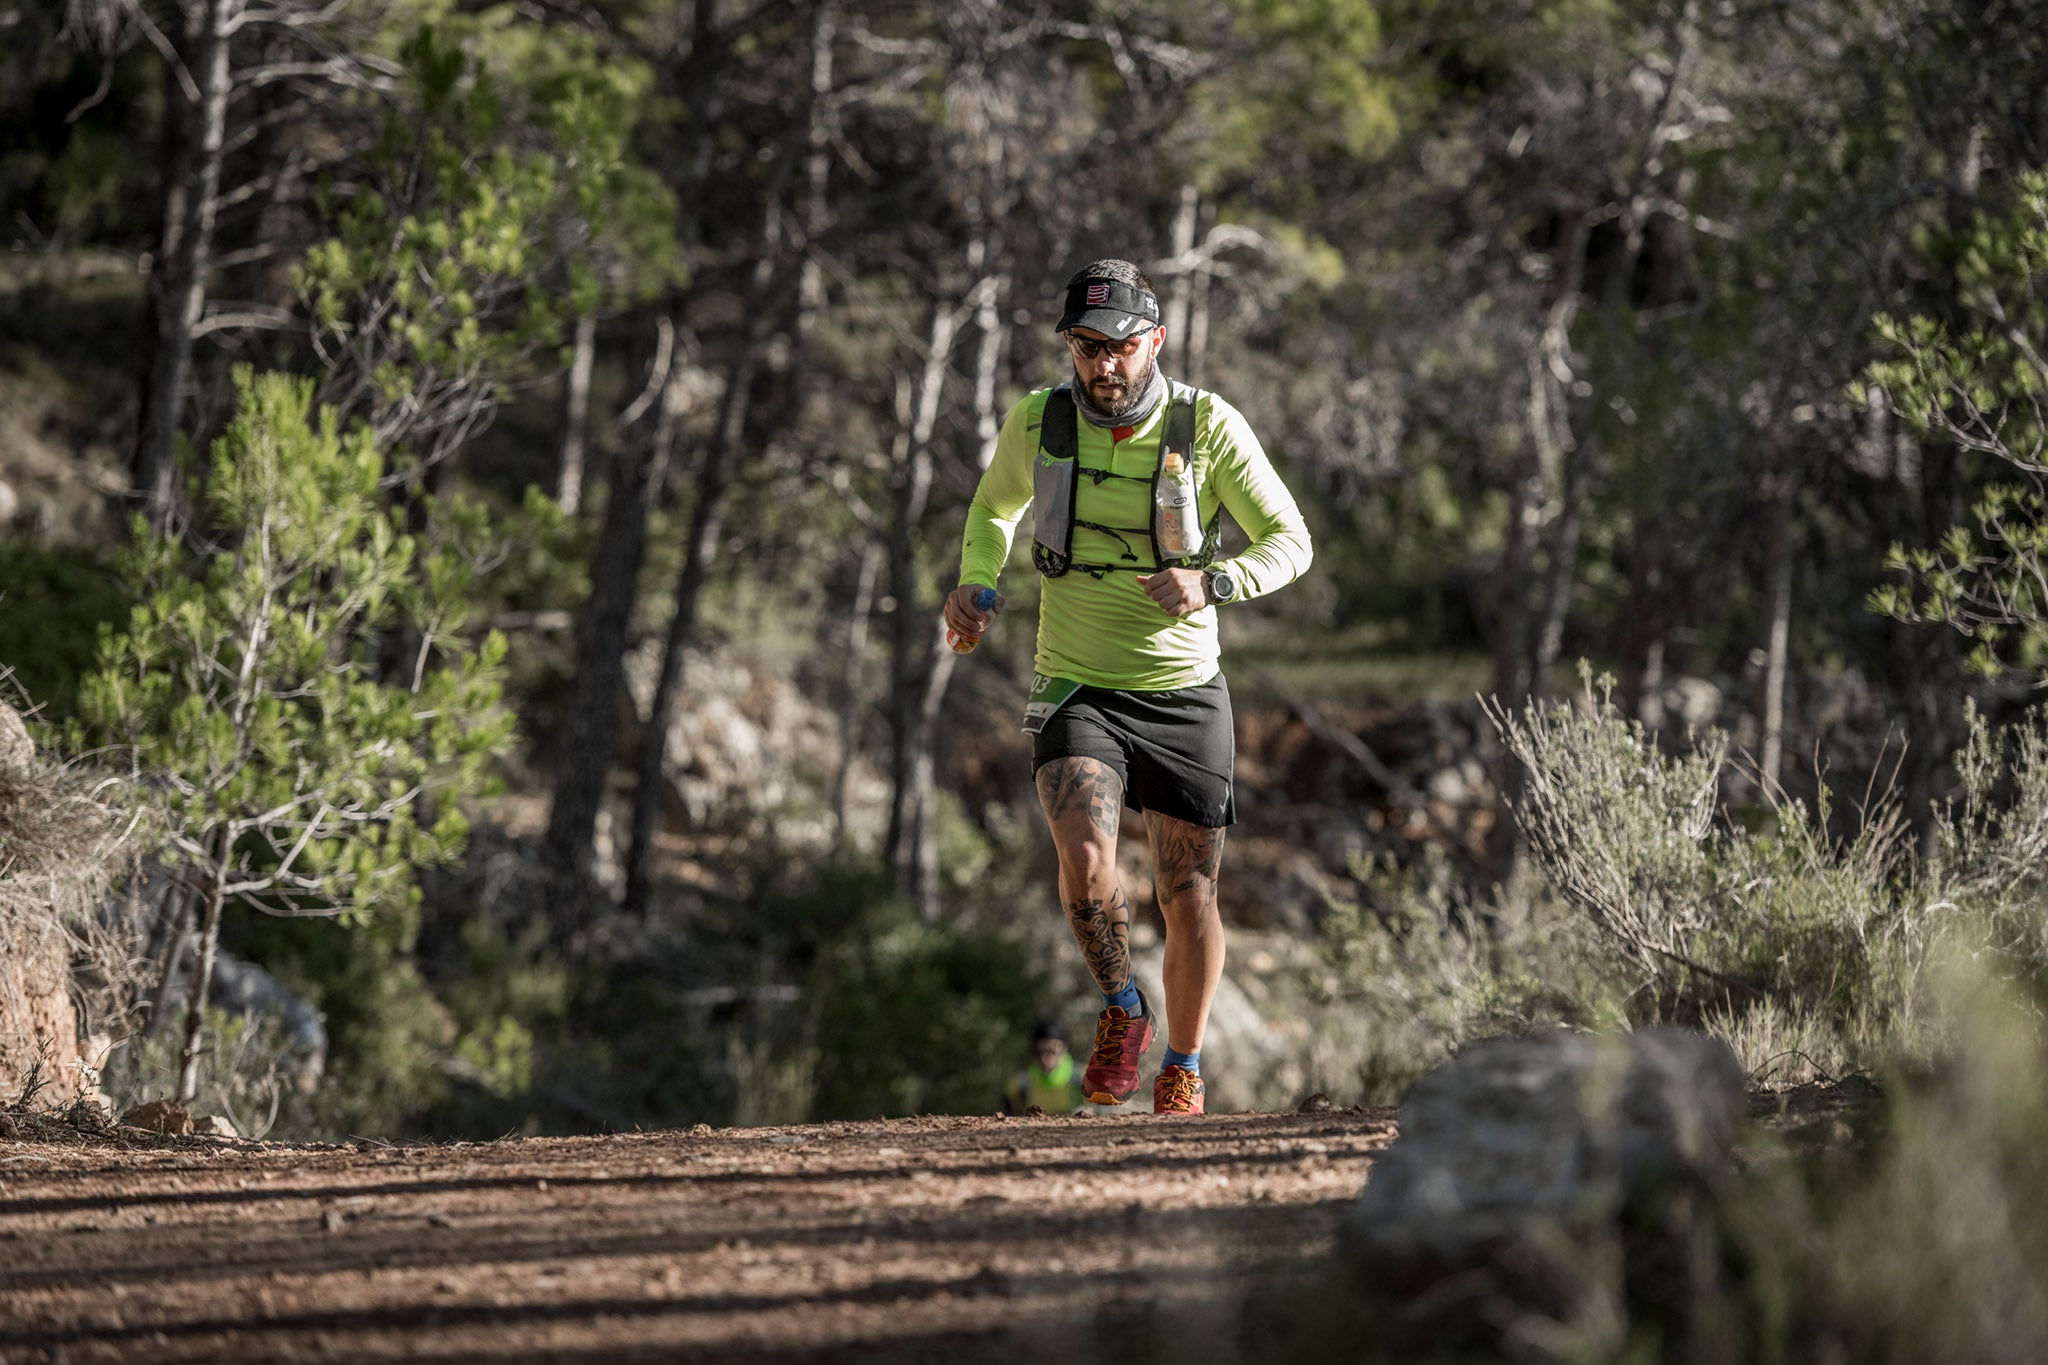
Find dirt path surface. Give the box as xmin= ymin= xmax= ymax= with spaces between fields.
xmin=0 ymin=1108 xmax=1395 ymax=1363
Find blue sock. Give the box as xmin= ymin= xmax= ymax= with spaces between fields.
xmin=1163 ymin=1047 xmax=1200 ymax=1074
xmin=1103 ymin=979 xmax=1142 ymax=1014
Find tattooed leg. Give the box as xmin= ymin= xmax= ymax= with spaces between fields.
xmin=1036 ymin=757 xmax=1131 ymax=992
xmin=1034 ymin=757 xmax=1123 ymax=841
xmin=1145 ymin=811 xmax=1227 ymax=1056
xmin=1064 ymin=887 xmax=1135 ymax=995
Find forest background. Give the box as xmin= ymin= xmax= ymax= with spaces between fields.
xmin=4 ymin=0 xmax=2048 ymax=1146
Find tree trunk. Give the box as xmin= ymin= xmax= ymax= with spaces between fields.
xmin=622 ymin=189 xmax=787 ymax=918
xmin=1618 ymin=520 xmax=1670 ymax=730
xmin=1530 ymin=431 xmax=1593 ymax=689
xmin=883 ymin=301 xmax=965 ymax=897
xmin=794 ymin=0 xmax=835 ymax=344
xmin=135 ymin=0 xmax=239 ymax=530
xmin=1757 ymin=488 xmax=1793 ymax=792
xmin=175 ymin=828 xmax=233 ymax=1105
xmin=832 ymin=542 xmax=881 ymax=853
xmin=1489 ymin=208 xmax=1588 ymax=874
xmin=1164 ymin=183 xmax=1199 ymax=357
xmin=544 ymin=317 xmax=687 ymax=912
xmin=907 ymin=638 xmax=960 ymax=921
xmin=555 ymin=313 xmax=599 ymax=514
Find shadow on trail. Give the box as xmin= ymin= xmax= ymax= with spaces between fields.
xmin=0 ymin=1196 xmax=1332 ymax=1296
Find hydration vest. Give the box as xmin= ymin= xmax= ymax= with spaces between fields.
xmin=1031 ymin=381 xmax=1217 ymax=578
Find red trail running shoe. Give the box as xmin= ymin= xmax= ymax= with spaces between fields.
xmin=1153 ymin=1065 xmax=1205 ymax=1115
xmin=1082 ymin=995 xmax=1155 ymax=1104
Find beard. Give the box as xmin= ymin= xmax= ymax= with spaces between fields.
xmin=1073 ymin=348 xmax=1156 ymax=420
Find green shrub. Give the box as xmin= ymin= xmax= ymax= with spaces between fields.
xmin=1491 ymin=669 xmax=2048 ymax=1080
xmin=0 ymin=541 xmax=127 ymax=719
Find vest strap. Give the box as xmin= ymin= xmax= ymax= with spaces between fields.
xmin=1033 ymin=382 xmax=1208 ymax=578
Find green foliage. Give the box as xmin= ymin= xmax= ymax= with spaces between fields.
xmin=1495 ymin=668 xmax=2048 ymax=1079
xmin=1314 ymin=851 xmax=1631 ymax=1103
xmin=721 ymin=862 xmax=1048 ymax=1123
xmin=297 ymin=20 xmax=680 ymax=472
xmin=74 ymin=366 xmax=511 ymax=921
xmin=0 ymin=541 xmax=126 ymax=718
xmin=1193 ymin=0 xmax=1401 ymax=189
xmin=1865 ymin=171 xmax=2048 ymax=677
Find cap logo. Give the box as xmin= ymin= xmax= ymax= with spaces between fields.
xmin=1085 ymin=283 xmax=1110 ymax=306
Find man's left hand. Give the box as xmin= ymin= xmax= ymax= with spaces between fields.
xmin=1136 ymin=568 xmax=1209 ymax=617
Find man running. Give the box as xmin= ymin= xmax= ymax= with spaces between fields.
xmin=943 ymin=259 xmax=1313 ymax=1115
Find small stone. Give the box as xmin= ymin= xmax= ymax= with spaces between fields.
xmin=196 ymin=1115 xmax=238 ymax=1139
xmin=123 ymin=1100 xmax=194 ymax=1136
xmin=66 ymin=1097 xmax=115 ymax=1132
xmin=1297 ymin=1091 xmax=1333 ymax=1114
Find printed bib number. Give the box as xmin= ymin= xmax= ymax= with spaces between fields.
xmin=1022 ymin=674 xmax=1083 ymax=734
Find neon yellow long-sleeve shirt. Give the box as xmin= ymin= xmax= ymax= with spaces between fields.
xmin=957 ymin=382 xmax=1313 ymax=691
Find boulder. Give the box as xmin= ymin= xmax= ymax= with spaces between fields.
xmin=1345 ymin=1027 xmax=1747 ymax=1334
xmin=124 ymin=1099 xmax=194 ymax=1135
xmin=0 ymin=700 xmax=31 ymax=771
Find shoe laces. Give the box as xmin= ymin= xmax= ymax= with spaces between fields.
xmin=1157 ymin=1067 xmax=1201 ymax=1111
xmin=1092 ymin=1011 xmax=1137 ymax=1064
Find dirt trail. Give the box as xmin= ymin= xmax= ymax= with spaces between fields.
xmin=0 ymin=1108 xmax=1395 ymax=1363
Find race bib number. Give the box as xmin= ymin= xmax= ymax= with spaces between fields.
xmin=1022 ymin=674 xmax=1083 ymax=734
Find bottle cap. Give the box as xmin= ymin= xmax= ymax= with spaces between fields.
xmin=1161 ymin=451 xmax=1184 ymax=475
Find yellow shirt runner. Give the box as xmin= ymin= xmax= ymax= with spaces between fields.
xmin=958 ymin=383 xmax=1314 ymax=691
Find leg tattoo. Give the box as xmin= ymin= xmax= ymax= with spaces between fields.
xmin=1035 ymin=759 xmax=1123 ymax=839
xmin=1151 ymin=819 xmax=1225 ymax=902
xmin=1067 ymin=887 xmax=1133 ymax=994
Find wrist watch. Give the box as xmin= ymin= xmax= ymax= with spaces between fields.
xmin=1203 ymin=566 xmax=1239 ymax=605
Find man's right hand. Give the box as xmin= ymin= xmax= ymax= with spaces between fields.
xmin=942 ymin=583 xmax=1004 ymax=642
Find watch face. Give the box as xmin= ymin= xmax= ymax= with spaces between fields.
xmin=1210 ymin=570 xmax=1236 ymax=602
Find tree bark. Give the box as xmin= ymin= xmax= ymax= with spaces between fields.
xmin=1489 ymin=205 xmax=1588 ymax=874
xmin=1757 ymin=484 xmax=1793 ymax=792
xmin=621 ymin=188 xmax=787 ymax=918
xmin=883 ymin=300 xmax=966 ymax=906
xmin=543 ymin=318 xmax=686 ymax=912
xmin=1617 ymin=520 xmax=1670 ymax=730
xmin=175 ymin=827 xmax=233 ymax=1105
xmin=832 ymin=542 xmax=881 ymax=853
xmin=555 ymin=312 xmax=599 ymax=514
xmin=1164 ymin=183 xmax=1199 ymax=358
xmin=135 ymin=0 xmax=240 ymax=530
xmin=1530 ymin=431 xmax=1593 ymax=689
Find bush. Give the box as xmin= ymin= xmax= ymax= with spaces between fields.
xmin=1490 ymin=669 xmax=2048 ymax=1081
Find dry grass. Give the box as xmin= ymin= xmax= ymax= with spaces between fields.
xmin=0 ymin=686 xmax=147 ymax=1095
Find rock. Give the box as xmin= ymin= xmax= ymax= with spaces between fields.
xmin=65 ymin=1096 xmax=114 ymax=1132
xmin=197 ymin=1114 xmax=239 ymax=1138
xmin=1297 ymin=1091 xmax=1333 ymax=1114
xmin=0 ymin=700 xmax=31 ymax=770
xmin=0 ymin=1111 xmax=18 ymax=1140
xmin=1345 ymin=1027 xmax=1746 ymax=1334
xmin=123 ymin=1100 xmax=194 ymax=1135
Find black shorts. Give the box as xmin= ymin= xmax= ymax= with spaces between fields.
xmin=1030 ymin=675 xmax=1236 ymax=827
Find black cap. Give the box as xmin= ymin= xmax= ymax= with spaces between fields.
xmin=1057 ymin=275 xmax=1161 ymax=338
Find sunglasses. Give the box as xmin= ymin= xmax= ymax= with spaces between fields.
xmin=1065 ymin=329 xmax=1155 ymax=361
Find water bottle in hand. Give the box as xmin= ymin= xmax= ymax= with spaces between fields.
xmin=947 ymin=587 xmax=998 ymax=654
